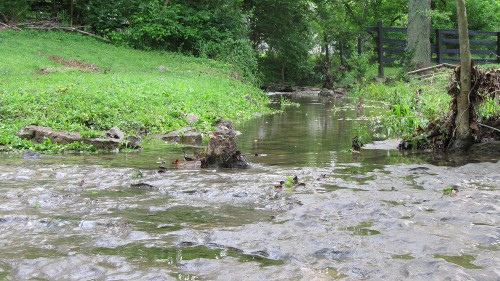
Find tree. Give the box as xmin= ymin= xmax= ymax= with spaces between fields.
xmin=0 ymin=0 xmax=31 ymax=23
xmin=406 ymin=0 xmax=431 ymax=69
xmin=247 ymin=0 xmax=313 ymax=84
xmin=452 ymin=0 xmax=474 ymax=150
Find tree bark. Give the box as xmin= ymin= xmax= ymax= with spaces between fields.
xmin=323 ymin=34 xmax=332 ymax=89
xmin=407 ymin=0 xmax=432 ymax=69
xmin=453 ymin=0 xmax=473 ymax=148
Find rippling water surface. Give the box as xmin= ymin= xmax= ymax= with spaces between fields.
xmin=0 ymin=92 xmax=498 ymax=280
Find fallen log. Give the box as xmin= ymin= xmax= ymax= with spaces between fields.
xmin=24 ymin=25 xmax=112 ymax=43
xmin=406 ymin=63 xmax=455 ymax=75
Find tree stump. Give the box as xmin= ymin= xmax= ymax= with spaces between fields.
xmin=201 ymin=119 xmax=249 ymax=168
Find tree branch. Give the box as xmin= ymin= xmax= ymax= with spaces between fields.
xmin=0 ymin=12 xmax=8 ymax=24
xmin=406 ymin=63 xmax=455 ymax=75
xmin=341 ymin=0 xmax=361 ymax=26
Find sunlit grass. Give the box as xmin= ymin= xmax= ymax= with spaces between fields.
xmin=0 ymin=30 xmax=272 ymax=151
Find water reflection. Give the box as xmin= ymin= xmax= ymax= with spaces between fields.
xmin=238 ymin=94 xmax=408 ymax=167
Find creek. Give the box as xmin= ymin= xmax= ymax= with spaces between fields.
xmin=0 ymin=91 xmax=499 ymax=280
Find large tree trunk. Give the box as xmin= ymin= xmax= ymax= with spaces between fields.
xmin=452 ymin=0 xmax=474 ymax=150
xmin=323 ymin=34 xmax=332 ymax=89
xmin=407 ymin=0 xmax=431 ymax=69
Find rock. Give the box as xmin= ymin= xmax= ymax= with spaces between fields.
xmin=157 ymin=127 xmax=202 ymax=144
xmin=122 ymin=136 xmax=142 ymax=149
xmin=201 ymin=119 xmax=249 ymax=169
xmin=263 ymin=84 xmax=295 ymax=92
xmin=185 ymin=113 xmax=198 ymax=124
xmin=16 ymin=125 xmax=82 ymax=144
xmin=23 ymin=151 xmax=41 ymax=159
xmin=106 ymin=126 xmax=124 ymax=140
xmin=159 ymin=130 xmax=181 ymax=142
xmin=468 ymin=141 xmax=500 ymax=156
xmin=318 ymin=88 xmax=347 ymax=98
xmin=157 ymin=65 xmax=170 ymax=72
xmin=335 ymin=87 xmax=347 ymax=96
xmin=82 ymin=138 xmax=121 ymax=150
xmin=16 ymin=125 xmax=139 ymax=151
xmin=181 ymin=131 xmax=202 ymax=144
xmin=318 ymin=88 xmax=336 ymax=97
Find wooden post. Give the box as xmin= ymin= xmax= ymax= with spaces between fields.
xmin=436 ymin=29 xmax=443 ymax=64
xmin=377 ymin=21 xmax=384 ymax=77
xmin=497 ymin=32 xmax=500 ymax=64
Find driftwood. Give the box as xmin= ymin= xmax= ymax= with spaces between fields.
xmin=4 ymin=20 xmax=111 ymax=43
xmin=406 ymin=63 xmax=455 ymax=75
xmin=25 ymin=26 xmax=112 ymax=43
xmin=416 ymin=72 xmax=449 ymax=79
xmin=479 ymin=122 xmax=500 ymax=133
xmin=0 ymin=22 xmax=20 ymax=30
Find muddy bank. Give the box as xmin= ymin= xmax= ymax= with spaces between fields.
xmin=0 ymin=157 xmax=498 ymax=280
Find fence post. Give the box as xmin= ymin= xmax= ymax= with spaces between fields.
xmin=376 ymin=21 xmax=384 ymax=77
xmin=436 ymin=29 xmax=443 ymax=64
xmin=497 ymin=32 xmax=500 ymax=64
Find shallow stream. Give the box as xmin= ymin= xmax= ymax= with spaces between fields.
xmin=0 ymin=92 xmax=499 ymax=280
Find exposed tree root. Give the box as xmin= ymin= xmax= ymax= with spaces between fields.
xmin=400 ymin=66 xmax=500 ymax=151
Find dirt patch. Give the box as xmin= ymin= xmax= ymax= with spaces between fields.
xmin=47 ymin=55 xmax=99 ymax=72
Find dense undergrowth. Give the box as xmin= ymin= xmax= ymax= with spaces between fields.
xmin=0 ymin=30 xmax=272 ymax=152
xmin=351 ymin=66 xmax=500 ymax=147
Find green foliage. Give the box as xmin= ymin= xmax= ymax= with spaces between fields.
xmin=442 ymin=186 xmax=459 ymax=197
xmin=83 ymin=0 xmax=258 ymax=85
xmin=432 ymin=0 xmax=500 ymax=30
xmin=3 ymin=0 xmax=498 ymax=88
xmin=351 ymin=72 xmax=451 ymax=139
xmin=477 ymin=96 xmax=500 ymax=119
xmin=200 ymin=38 xmax=261 ymax=86
xmin=250 ymin=0 xmax=314 ymax=85
xmin=0 ymin=0 xmax=31 ymax=23
xmin=131 ymin=170 xmax=144 ymax=178
xmin=0 ymin=30 xmax=272 ymax=151
xmin=340 ymin=52 xmax=374 ymax=85
xmin=279 ymin=96 xmax=300 ymax=110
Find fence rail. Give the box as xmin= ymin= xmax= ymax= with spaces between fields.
xmin=366 ymin=22 xmax=500 ymax=76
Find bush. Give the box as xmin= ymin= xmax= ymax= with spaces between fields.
xmin=0 ymin=0 xmax=30 ymax=23
xmin=83 ymin=1 xmax=258 ymax=85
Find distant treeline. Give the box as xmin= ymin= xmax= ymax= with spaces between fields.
xmin=1 ymin=0 xmax=499 ymax=86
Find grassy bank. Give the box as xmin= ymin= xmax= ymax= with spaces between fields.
xmin=352 ymin=65 xmax=500 ymax=143
xmin=0 ymin=30 xmax=271 ymax=151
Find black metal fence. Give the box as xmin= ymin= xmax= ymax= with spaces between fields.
xmin=366 ymin=21 xmax=500 ymax=76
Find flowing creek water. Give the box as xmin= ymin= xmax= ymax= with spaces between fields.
xmin=0 ymin=92 xmax=499 ymax=280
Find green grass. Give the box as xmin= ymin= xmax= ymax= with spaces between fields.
xmin=352 ymin=62 xmax=500 ymax=141
xmin=0 ymin=30 xmax=272 ymax=151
